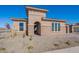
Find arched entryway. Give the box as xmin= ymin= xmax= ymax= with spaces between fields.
xmin=34 ymin=22 xmax=41 ymax=35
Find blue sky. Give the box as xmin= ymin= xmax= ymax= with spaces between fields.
xmin=0 ymin=5 xmax=79 ymax=28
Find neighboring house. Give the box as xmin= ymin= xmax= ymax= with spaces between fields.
xmin=11 ymin=6 xmax=67 ymax=36
xmin=72 ymin=23 xmax=79 ymax=33
xmin=0 ymin=28 xmax=7 ymax=33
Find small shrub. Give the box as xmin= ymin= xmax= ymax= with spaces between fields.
xmin=29 ymin=36 xmax=32 ymax=41
xmin=54 ymin=44 xmax=59 ymax=47
xmin=27 ymin=46 xmax=33 ymax=51
xmin=27 ymin=46 xmax=33 ymax=53
xmin=65 ymin=41 xmax=71 ymax=45
xmin=0 ymin=37 xmax=5 ymax=39
xmin=23 ymin=34 xmax=26 ymax=38
xmin=74 ymin=41 xmax=79 ymax=44
xmin=0 ymin=48 xmax=6 ymax=51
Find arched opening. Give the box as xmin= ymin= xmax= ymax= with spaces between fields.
xmin=34 ymin=22 xmax=41 ymax=35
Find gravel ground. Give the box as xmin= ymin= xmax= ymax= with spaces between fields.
xmin=0 ymin=32 xmax=79 ymax=53
xmin=45 ymin=46 xmax=79 ymax=53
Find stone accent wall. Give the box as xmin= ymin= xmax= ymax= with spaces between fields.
xmin=27 ymin=8 xmax=46 ymax=36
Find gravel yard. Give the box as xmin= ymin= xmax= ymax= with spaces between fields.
xmin=0 ymin=32 xmax=79 ymax=53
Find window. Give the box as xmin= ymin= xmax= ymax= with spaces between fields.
xmin=52 ymin=22 xmax=60 ymax=32
xmin=19 ymin=23 xmax=24 ymax=31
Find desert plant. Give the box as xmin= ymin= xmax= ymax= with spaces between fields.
xmin=0 ymin=48 xmax=6 ymax=51
xmin=27 ymin=46 xmax=33 ymax=50
xmin=54 ymin=43 xmax=59 ymax=47
xmin=27 ymin=46 xmax=33 ymax=52
xmin=23 ymin=33 xmax=26 ymax=38
xmin=29 ymin=35 xmax=33 ymax=41
xmin=0 ymin=37 xmax=5 ymax=39
xmin=74 ymin=41 xmax=79 ymax=44
xmin=65 ymin=41 xmax=71 ymax=45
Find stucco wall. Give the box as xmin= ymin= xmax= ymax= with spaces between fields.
xmin=13 ymin=21 xmax=27 ymax=33
xmin=41 ymin=21 xmax=66 ymax=36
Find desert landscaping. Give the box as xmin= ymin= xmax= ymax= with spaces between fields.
xmin=0 ymin=31 xmax=79 ymax=53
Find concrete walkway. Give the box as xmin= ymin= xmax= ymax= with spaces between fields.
xmin=45 ymin=46 xmax=79 ymax=53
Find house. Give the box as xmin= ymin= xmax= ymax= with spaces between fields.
xmin=0 ymin=28 xmax=7 ymax=33
xmin=11 ymin=6 xmax=67 ymax=36
xmin=72 ymin=23 xmax=79 ymax=33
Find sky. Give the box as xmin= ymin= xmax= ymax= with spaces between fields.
xmin=0 ymin=5 xmax=79 ymax=28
